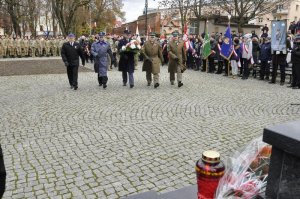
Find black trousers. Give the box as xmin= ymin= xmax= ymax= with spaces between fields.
xmin=271 ymin=63 xmax=286 ymax=83
xmin=260 ymin=61 xmax=270 ymax=79
xmin=0 ymin=145 xmax=6 ymax=198
xmin=67 ymin=65 xmax=79 ymax=87
xmin=242 ymin=58 xmax=250 ymax=78
xmin=292 ymin=63 xmax=300 ymax=87
xmin=216 ymin=60 xmax=223 ymax=73
xmin=224 ymin=60 xmax=229 ymax=75
xmin=98 ymin=76 xmax=108 ymax=85
xmin=201 ymin=59 xmax=207 ymax=71
xmin=208 ymin=57 xmax=215 ymax=72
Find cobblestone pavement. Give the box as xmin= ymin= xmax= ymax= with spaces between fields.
xmin=1 ymin=62 xmax=300 ymax=199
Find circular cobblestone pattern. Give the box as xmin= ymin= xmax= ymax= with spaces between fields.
xmin=1 ymin=62 xmax=300 ymax=199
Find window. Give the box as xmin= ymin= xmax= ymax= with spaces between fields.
xmin=189 ymin=21 xmax=198 ymax=35
xmin=296 ymin=5 xmax=299 ymax=11
xmin=258 ymin=18 xmax=263 ymax=22
xmin=276 ymin=4 xmax=284 ymax=10
xmin=40 ymin=25 xmax=43 ymax=31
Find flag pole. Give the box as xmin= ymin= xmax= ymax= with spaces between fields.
xmin=228 ymin=14 xmax=232 ymax=77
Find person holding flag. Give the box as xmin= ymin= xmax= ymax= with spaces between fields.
xmin=220 ymin=26 xmax=234 ymax=76
xmin=202 ymin=27 xmax=212 ymax=72
xmin=168 ymin=31 xmax=186 ymax=87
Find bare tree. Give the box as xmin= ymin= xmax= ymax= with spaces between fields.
xmin=192 ymin=0 xmax=212 ymax=33
xmin=3 ymin=0 xmax=22 ymax=36
xmin=159 ymin=0 xmax=193 ymax=33
xmin=51 ymin=0 xmax=90 ymax=36
xmin=213 ymin=0 xmax=287 ymax=32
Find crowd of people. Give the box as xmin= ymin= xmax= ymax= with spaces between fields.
xmin=1 ymin=22 xmax=300 ymax=90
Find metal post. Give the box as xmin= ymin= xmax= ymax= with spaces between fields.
xmin=89 ymin=4 xmax=92 ymax=36
xmin=145 ymin=0 xmax=148 ymax=36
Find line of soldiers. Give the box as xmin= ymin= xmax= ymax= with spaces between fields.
xmin=0 ymin=35 xmax=66 ymax=58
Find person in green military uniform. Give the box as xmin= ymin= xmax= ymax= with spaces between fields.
xmin=142 ymin=32 xmax=164 ymax=88
xmin=1 ymin=35 xmax=8 ymax=58
xmin=29 ymin=36 xmax=37 ymax=57
xmin=23 ymin=36 xmax=29 ymax=57
xmin=7 ymin=36 xmax=15 ymax=58
xmin=45 ymin=37 xmax=51 ymax=56
xmin=167 ymin=31 xmax=186 ymax=87
xmin=15 ymin=36 xmax=22 ymax=58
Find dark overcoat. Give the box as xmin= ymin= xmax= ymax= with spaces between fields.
xmin=118 ymin=39 xmax=135 ymax=73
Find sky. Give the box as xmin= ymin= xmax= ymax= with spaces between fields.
xmin=122 ymin=0 xmax=160 ymax=22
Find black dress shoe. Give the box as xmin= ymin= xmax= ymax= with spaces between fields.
xmin=123 ymin=83 xmax=126 ymax=86
xmin=147 ymin=82 xmax=151 ymax=86
xmin=287 ymin=85 xmax=294 ymax=88
xmin=178 ymin=82 xmax=183 ymax=87
xmin=259 ymin=78 xmax=264 ymax=80
xmin=74 ymin=86 xmax=78 ymax=90
xmin=130 ymin=85 xmax=134 ymax=88
xmin=223 ymin=74 xmax=228 ymax=76
xmin=70 ymin=85 xmax=74 ymax=89
xmin=280 ymin=82 xmax=284 ymax=86
xmin=292 ymin=87 xmax=300 ymax=89
xmin=154 ymin=83 xmax=159 ymax=88
xmin=269 ymin=81 xmax=275 ymax=84
xmin=103 ymin=84 xmax=107 ymax=89
xmin=99 ymin=83 xmax=103 ymax=86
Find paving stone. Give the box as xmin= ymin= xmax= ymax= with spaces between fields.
xmin=1 ymin=61 xmax=299 ymax=199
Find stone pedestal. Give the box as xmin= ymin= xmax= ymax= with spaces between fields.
xmin=263 ymin=120 xmax=300 ymax=199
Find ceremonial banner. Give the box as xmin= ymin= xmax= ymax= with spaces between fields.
xmin=220 ymin=26 xmax=233 ymax=60
xmin=203 ymin=26 xmax=211 ymax=59
xmin=271 ymin=20 xmax=287 ymax=52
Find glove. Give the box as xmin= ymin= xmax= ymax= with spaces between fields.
xmin=268 ymin=60 xmax=271 ymax=64
xmin=174 ymin=57 xmax=179 ymax=62
xmin=258 ymin=60 xmax=261 ymax=64
xmin=64 ymin=62 xmax=69 ymax=67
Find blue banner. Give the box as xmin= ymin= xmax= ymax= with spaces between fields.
xmin=220 ymin=26 xmax=233 ymax=60
xmin=271 ymin=20 xmax=287 ymax=52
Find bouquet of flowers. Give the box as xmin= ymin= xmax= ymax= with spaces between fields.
xmin=120 ymin=39 xmax=141 ymax=54
xmin=215 ymin=136 xmax=272 ymax=199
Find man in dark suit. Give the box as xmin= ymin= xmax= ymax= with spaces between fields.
xmin=118 ymin=30 xmax=135 ymax=88
xmin=61 ymin=33 xmax=85 ymax=90
xmin=0 ymin=144 xmax=6 ymax=198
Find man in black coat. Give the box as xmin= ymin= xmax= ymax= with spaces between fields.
xmin=0 ymin=144 xmax=6 ymax=198
xmin=269 ymin=38 xmax=291 ymax=85
xmin=290 ymin=34 xmax=300 ymax=89
xmin=118 ymin=30 xmax=135 ymax=88
xmin=61 ymin=33 xmax=85 ymax=90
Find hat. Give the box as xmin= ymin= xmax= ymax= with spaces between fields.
xmin=68 ymin=33 xmax=75 ymax=37
xmin=99 ymin=32 xmax=106 ymax=36
xmin=123 ymin=30 xmax=131 ymax=34
xmin=149 ymin=32 xmax=156 ymax=37
xmin=243 ymin=33 xmax=252 ymax=39
xmin=172 ymin=31 xmax=179 ymax=37
xmin=295 ymin=34 xmax=300 ymax=41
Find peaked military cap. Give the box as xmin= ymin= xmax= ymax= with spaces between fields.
xmin=68 ymin=33 xmax=75 ymax=37
xmin=99 ymin=32 xmax=106 ymax=36
xmin=172 ymin=31 xmax=180 ymax=37
xmin=149 ymin=32 xmax=156 ymax=36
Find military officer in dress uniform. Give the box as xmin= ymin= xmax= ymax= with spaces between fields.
xmin=91 ymin=32 xmax=114 ymax=89
xmin=142 ymin=32 xmax=164 ymax=88
xmin=167 ymin=31 xmax=186 ymax=87
xmin=118 ymin=30 xmax=136 ymax=88
xmin=61 ymin=33 xmax=85 ymax=90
